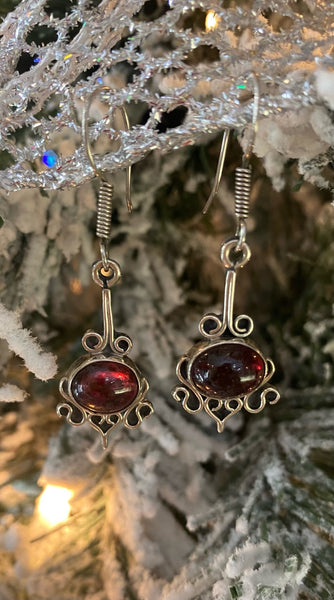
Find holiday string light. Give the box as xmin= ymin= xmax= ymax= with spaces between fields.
xmin=205 ymin=10 xmax=220 ymax=31
xmin=37 ymin=485 xmax=73 ymax=527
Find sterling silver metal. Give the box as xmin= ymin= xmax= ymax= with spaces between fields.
xmin=58 ymin=354 xmax=151 ymax=450
xmin=242 ymin=73 xmax=260 ymax=169
xmin=58 ymin=259 xmax=153 ymax=449
xmin=82 ymin=86 xmax=132 ymax=269
xmin=82 ymin=85 xmax=132 ymax=213
xmin=57 ymin=97 xmax=153 ymax=448
xmin=96 ymin=180 xmax=114 ymax=240
xmin=235 ymin=167 xmax=251 ymax=220
xmin=203 ymin=73 xmax=259 ymax=214
xmin=199 ymin=239 xmax=253 ymax=340
xmin=202 ymin=128 xmax=230 ymax=215
xmin=82 ymin=259 xmax=133 ymax=355
xmin=172 ymin=238 xmax=279 ymax=431
xmin=173 ymin=76 xmax=279 ymax=430
xmin=173 ymin=339 xmax=278 ymax=433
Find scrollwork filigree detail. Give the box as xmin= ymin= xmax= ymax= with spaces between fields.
xmin=232 ymin=313 xmax=254 ymax=337
xmin=56 ymin=400 xmax=86 ymax=427
xmin=88 ymin=413 xmax=122 ymax=448
xmin=204 ymin=396 xmax=243 ymax=432
xmin=172 ymin=385 xmax=204 ymax=413
xmin=172 ymin=356 xmax=204 ymax=413
xmin=243 ymin=358 xmax=280 ymax=413
xmin=243 ymin=391 xmax=266 ymax=414
xmin=243 ymin=385 xmax=280 ymax=414
xmin=112 ymin=334 xmax=133 ymax=355
xmin=82 ymin=330 xmax=105 ymax=353
xmin=199 ymin=311 xmax=253 ymax=340
xmin=123 ymin=399 xmax=154 ymax=429
xmin=199 ymin=313 xmax=224 ymax=338
xmin=265 ymin=387 xmax=280 ymax=406
xmin=262 ymin=358 xmax=275 ymax=385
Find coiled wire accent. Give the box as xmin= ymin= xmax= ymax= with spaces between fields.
xmin=96 ymin=180 xmax=113 ymax=239
xmin=235 ymin=167 xmax=251 ymax=220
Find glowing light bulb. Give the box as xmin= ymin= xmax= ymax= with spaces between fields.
xmin=37 ymin=485 xmax=73 ymax=527
xmin=205 ymin=10 xmax=220 ymax=31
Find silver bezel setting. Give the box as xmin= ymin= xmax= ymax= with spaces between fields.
xmin=187 ymin=337 xmax=270 ymax=399
xmin=58 ymin=352 xmax=153 ymax=449
xmin=173 ymin=337 xmax=279 ymax=432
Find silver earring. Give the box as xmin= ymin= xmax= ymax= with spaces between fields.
xmin=173 ymin=75 xmax=280 ymax=431
xmin=57 ymin=87 xmax=153 ymax=448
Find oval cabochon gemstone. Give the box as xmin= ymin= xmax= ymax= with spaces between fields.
xmin=71 ymin=360 xmax=139 ymax=414
xmin=190 ymin=342 xmax=266 ymax=399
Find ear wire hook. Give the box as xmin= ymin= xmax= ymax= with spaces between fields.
xmin=202 ymin=128 xmax=230 ymax=215
xmin=203 ymin=73 xmax=260 ymax=214
xmin=82 ymin=85 xmax=132 ymax=213
xmin=241 ymin=72 xmax=259 ymax=169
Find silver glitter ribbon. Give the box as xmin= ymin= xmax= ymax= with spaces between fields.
xmin=0 ymin=0 xmax=332 ymax=191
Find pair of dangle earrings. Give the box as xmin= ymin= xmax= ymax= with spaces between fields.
xmin=57 ymin=83 xmax=280 ymax=448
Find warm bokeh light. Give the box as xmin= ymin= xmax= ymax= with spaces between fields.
xmin=205 ymin=10 xmax=220 ymax=31
xmin=70 ymin=277 xmax=82 ymax=295
xmin=37 ymin=485 xmax=73 ymax=527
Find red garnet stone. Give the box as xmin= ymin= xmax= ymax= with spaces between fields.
xmin=71 ymin=360 xmax=139 ymax=414
xmin=190 ymin=342 xmax=266 ymax=399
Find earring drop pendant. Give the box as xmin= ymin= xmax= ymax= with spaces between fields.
xmin=57 ymin=89 xmax=153 ymax=448
xmin=174 ymin=75 xmax=279 ymax=431
xmin=58 ymin=259 xmax=153 ymax=449
xmin=172 ymin=238 xmax=279 ymax=432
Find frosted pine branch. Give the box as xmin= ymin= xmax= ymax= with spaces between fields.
xmin=0 ymin=302 xmax=57 ymax=381
xmin=0 ymin=383 xmax=26 ymax=403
